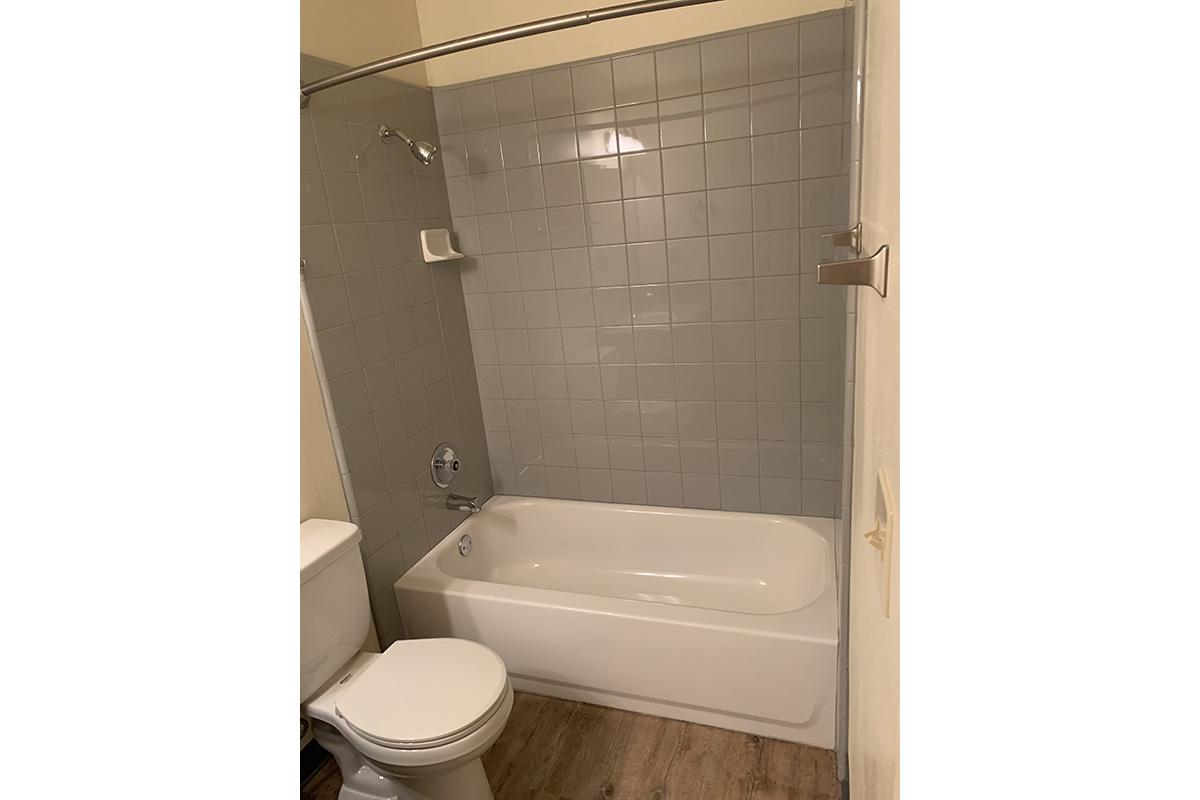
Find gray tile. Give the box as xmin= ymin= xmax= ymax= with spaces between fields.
xmin=613 ymin=52 xmax=657 ymax=106
xmin=446 ymin=176 xmax=476 ymax=217
xmin=801 ymin=441 xmax=841 ymax=481
xmin=707 ymin=186 xmax=752 ymax=234
xmin=616 ymin=102 xmax=660 ymax=152
xmin=619 ymin=150 xmax=663 ymax=198
xmin=506 ymin=166 xmax=546 ymax=210
xmin=800 ymin=125 xmax=844 ymax=178
xmin=471 ymin=171 xmax=508 ymax=214
xmin=667 ymin=237 xmax=710 ymax=282
xmin=477 ymin=212 xmax=515 ymax=253
xmin=494 ymin=75 xmax=536 ymax=124
xmin=612 ymin=470 xmax=648 ymax=503
xmin=656 ymin=43 xmax=701 ymax=99
xmin=709 ymin=232 xmax=753 ymax=279
xmin=751 ymin=79 xmax=800 ymax=135
xmin=466 ymin=128 xmax=503 ymax=174
xmin=662 ymin=144 xmax=707 ymax=194
xmin=314 ymin=321 xmax=360 ymax=379
xmin=532 ymin=69 xmax=574 ymax=118
xmin=552 ymin=247 xmax=591 ymax=288
xmin=750 ymin=22 xmax=799 ymax=84
xmin=542 ymin=162 xmax=583 ymax=207
xmin=800 ymin=13 xmax=845 ymax=76
xmin=500 ymin=122 xmax=542 ymax=168
xmin=659 ymin=95 xmax=704 ymax=147
xmin=664 ymin=191 xmax=708 ymax=238
xmin=312 ymin=117 xmax=356 ymax=172
xmin=704 ymin=88 xmax=750 ymax=141
xmin=753 ymin=229 xmax=801 ymax=276
xmin=345 ymin=271 xmax=383 ymax=320
xmin=622 ymin=197 xmax=665 ymax=242
xmin=511 ymin=208 xmax=550 ymax=251
xmin=324 ymin=172 xmax=365 ymax=223
xmin=720 ymin=475 xmax=759 ymax=512
xmin=711 ymin=278 xmax=755 ymax=322
xmin=627 ymin=240 xmax=667 ymax=283
xmin=704 ymin=138 xmax=752 ymax=188
xmin=800 ymin=176 xmax=849 ymax=227
xmin=584 ymin=201 xmax=626 ymax=245
xmin=799 ymin=71 xmax=845 ymax=128
xmin=571 ymin=60 xmax=615 ymax=112
xmin=576 ymin=110 xmax=617 ymax=160
xmin=581 ymin=157 xmax=623 ymax=202
xmin=752 ymin=182 xmax=800 ymax=230
xmin=547 ymin=205 xmax=588 ymax=248
xmin=682 ymin=472 xmax=721 ymax=509
xmin=306 ymin=276 xmax=353 ymax=330
xmin=701 ymin=33 xmax=748 ymax=92
xmin=752 ymin=131 xmax=801 ymax=184
xmin=537 ymin=115 xmax=579 ymax=163
xmin=801 ymin=478 xmax=838 ymax=517
xmin=459 ymin=82 xmax=499 ymax=131
xmin=328 ymin=370 xmax=373 ymax=423
xmin=589 ymin=245 xmax=629 ymax=287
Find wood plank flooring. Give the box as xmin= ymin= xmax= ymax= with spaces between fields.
xmin=301 ymin=691 xmax=840 ymax=800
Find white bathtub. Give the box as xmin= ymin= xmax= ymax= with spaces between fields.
xmin=393 ymin=496 xmax=838 ymax=748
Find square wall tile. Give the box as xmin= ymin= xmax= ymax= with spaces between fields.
xmin=620 ymin=151 xmax=663 ymax=198
xmin=533 ymin=69 xmax=574 ymax=118
xmin=701 ymin=33 xmax=749 ymax=92
xmin=662 ymin=144 xmax=707 ymax=194
xmin=656 ymin=43 xmax=701 ymax=99
xmin=572 ymin=60 xmax=615 ymax=112
xmin=495 ymin=74 xmax=536 ymax=124
xmin=750 ymin=22 xmax=800 ymax=84
xmin=613 ymin=52 xmax=657 ymax=106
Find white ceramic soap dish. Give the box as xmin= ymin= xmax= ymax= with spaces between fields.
xmin=419 ymin=228 xmax=464 ymax=263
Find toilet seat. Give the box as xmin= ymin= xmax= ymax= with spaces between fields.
xmin=335 ymin=638 xmax=509 ymax=751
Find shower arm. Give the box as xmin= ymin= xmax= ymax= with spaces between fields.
xmin=300 ymin=0 xmax=725 ymax=107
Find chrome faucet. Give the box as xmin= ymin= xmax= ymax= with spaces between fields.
xmin=445 ymin=493 xmax=482 ymax=514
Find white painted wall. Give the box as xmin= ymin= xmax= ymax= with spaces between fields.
xmin=300 ymin=0 xmax=427 ymax=85
xmin=847 ymin=0 xmax=899 ymax=798
xmin=300 ymin=311 xmax=349 ymax=523
xmin=413 ymin=0 xmax=843 ymax=86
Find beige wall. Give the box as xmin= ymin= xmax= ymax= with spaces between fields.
xmin=848 ymin=0 xmax=899 ymax=798
xmin=414 ymin=0 xmax=842 ymax=86
xmin=301 ymin=0 xmax=427 ymax=85
xmin=300 ymin=312 xmax=349 ymax=523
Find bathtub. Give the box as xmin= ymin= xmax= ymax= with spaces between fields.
xmin=393 ymin=496 xmax=838 ymax=748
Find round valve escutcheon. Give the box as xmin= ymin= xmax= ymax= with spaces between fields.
xmin=430 ymin=442 xmax=461 ymax=488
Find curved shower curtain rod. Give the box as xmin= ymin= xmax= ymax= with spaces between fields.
xmin=300 ymin=0 xmax=725 ymax=107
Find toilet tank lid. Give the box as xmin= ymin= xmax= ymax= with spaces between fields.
xmin=301 ymin=519 xmax=362 ymax=584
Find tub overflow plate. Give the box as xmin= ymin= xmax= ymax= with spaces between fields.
xmin=458 ymin=534 xmax=472 ymax=556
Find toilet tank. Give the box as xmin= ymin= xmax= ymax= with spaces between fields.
xmin=301 ymin=519 xmax=370 ymax=702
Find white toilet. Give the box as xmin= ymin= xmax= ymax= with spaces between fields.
xmin=301 ymin=519 xmax=513 ymax=800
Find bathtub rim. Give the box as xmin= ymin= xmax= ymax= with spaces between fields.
xmin=395 ymin=495 xmax=839 ymax=645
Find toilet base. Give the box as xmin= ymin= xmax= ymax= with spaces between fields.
xmin=313 ymin=721 xmax=494 ymax=800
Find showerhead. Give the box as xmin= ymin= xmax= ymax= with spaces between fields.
xmin=378 ymin=124 xmax=439 ymax=166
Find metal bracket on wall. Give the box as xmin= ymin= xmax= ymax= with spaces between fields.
xmin=822 ymin=223 xmax=862 ymax=256
xmin=817 ymin=243 xmax=889 ymax=298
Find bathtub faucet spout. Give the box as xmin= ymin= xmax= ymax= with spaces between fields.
xmin=446 ymin=493 xmax=482 ymax=514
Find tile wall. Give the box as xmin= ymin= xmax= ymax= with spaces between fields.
xmin=433 ymin=10 xmax=851 ymax=516
xmin=301 ymin=55 xmax=492 ymax=646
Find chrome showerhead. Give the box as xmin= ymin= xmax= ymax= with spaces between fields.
xmin=378 ymin=124 xmax=438 ymax=166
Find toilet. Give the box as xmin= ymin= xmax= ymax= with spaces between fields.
xmin=301 ymin=519 xmax=513 ymax=800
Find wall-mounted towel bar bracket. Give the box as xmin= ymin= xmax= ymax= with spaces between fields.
xmin=822 ymin=223 xmax=862 ymax=256
xmin=817 ymin=244 xmax=889 ymax=298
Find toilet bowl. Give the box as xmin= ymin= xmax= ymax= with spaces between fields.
xmin=301 ymin=520 xmax=512 ymax=800
xmin=305 ymin=641 xmax=513 ymax=800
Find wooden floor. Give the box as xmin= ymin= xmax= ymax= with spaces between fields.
xmin=302 ymin=691 xmax=841 ymax=800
